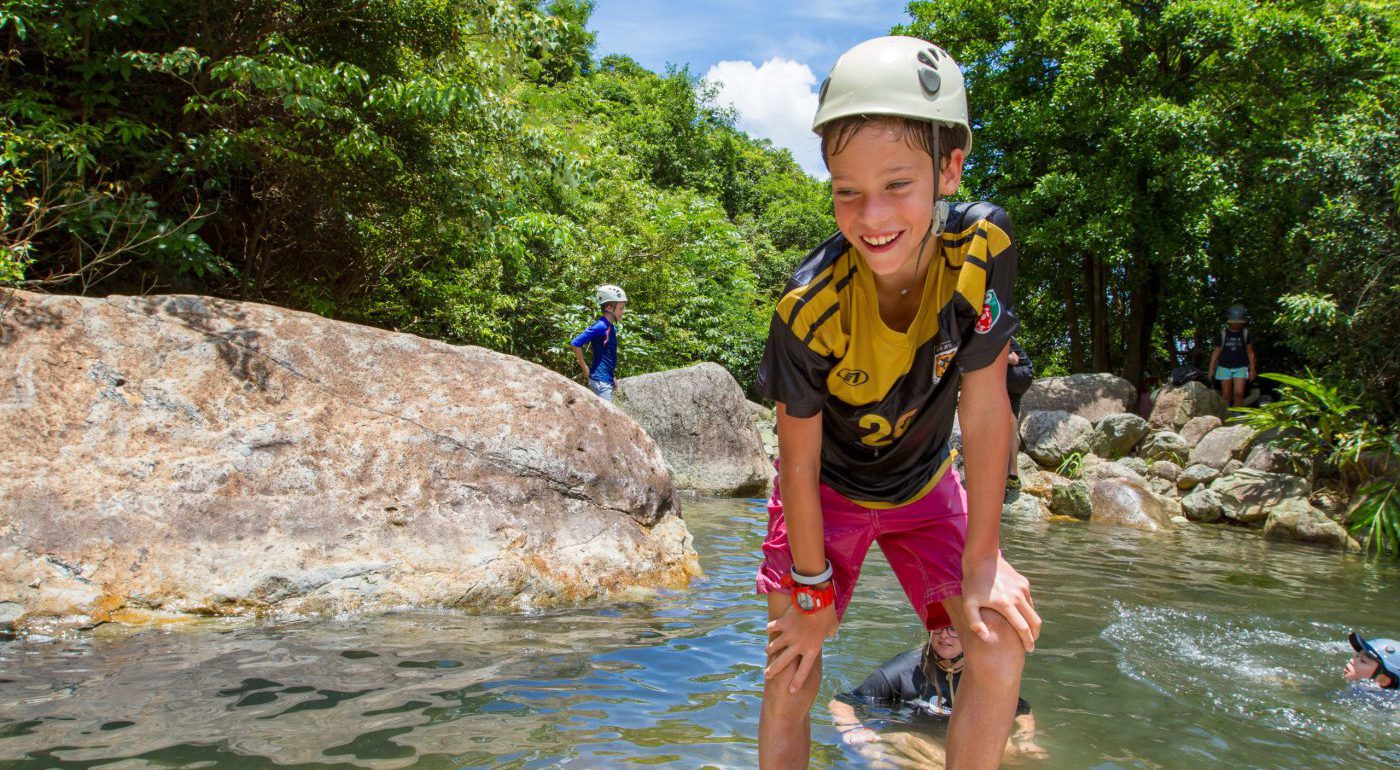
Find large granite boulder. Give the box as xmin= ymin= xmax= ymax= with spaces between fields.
xmin=1262 ymin=499 xmax=1358 ymax=550
xmin=1211 ymin=469 xmax=1312 ymax=525
xmin=1089 ymin=413 xmax=1150 ymax=459
xmin=1020 ymin=373 xmax=1137 ymax=424
xmin=1021 ymin=410 xmax=1094 ymax=468
xmin=1149 ymin=382 xmax=1226 ymax=431
xmin=1181 ymin=416 xmax=1223 ymax=448
xmin=1090 ymin=478 xmax=1178 ymax=531
xmin=1139 ymin=431 xmax=1191 ymax=464
xmin=0 ymin=290 xmax=700 ymax=634
xmin=618 ymin=363 xmax=773 ymax=496
xmin=1190 ymin=425 xmax=1257 ymax=470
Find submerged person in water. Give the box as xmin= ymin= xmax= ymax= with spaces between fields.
xmin=829 ymin=625 xmax=1045 ymax=764
xmin=1345 ymin=631 xmax=1399 ymax=690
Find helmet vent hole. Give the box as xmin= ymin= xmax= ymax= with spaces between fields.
xmin=818 ymin=76 xmax=831 ymax=103
xmin=918 ymin=49 xmax=939 ymax=67
xmin=918 ymin=68 xmax=941 ymax=95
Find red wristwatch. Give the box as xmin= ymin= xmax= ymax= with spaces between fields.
xmin=782 ymin=572 xmax=835 ymax=614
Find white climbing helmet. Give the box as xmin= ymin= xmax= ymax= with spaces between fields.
xmin=595 ymin=284 xmax=627 ymax=306
xmin=811 ymin=35 xmax=972 ymax=153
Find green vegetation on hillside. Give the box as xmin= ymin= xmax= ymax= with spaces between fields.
xmin=0 ymin=0 xmax=831 ymax=387
xmin=901 ymin=0 xmax=1399 ymax=421
xmin=3 ymin=0 xmax=1397 ymax=427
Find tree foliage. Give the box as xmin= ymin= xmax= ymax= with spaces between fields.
xmin=899 ymin=0 xmax=1399 ymax=421
xmin=1 ymin=0 xmax=832 ymax=387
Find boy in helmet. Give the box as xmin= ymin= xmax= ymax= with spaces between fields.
xmin=1207 ymin=304 xmax=1256 ymax=408
xmin=754 ymin=36 xmax=1039 ymax=770
xmin=570 ymin=284 xmax=627 ymax=401
xmin=1345 ymin=631 xmax=1399 ymax=690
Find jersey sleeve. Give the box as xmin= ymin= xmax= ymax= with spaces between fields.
xmin=955 ymin=205 xmax=1020 ymax=373
xmin=755 ymin=313 xmax=832 ymax=418
xmin=570 ymin=319 xmax=607 ymax=348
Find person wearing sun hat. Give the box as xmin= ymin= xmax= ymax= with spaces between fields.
xmin=1345 ymin=631 xmax=1399 ymax=689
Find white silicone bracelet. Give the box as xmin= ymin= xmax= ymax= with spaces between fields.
xmin=790 ymin=559 xmax=833 ymax=586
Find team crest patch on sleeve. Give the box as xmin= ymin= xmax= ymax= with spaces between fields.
xmin=932 ymin=341 xmax=959 ymax=385
xmin=974 ymin=289 xmax=1002 ymax=334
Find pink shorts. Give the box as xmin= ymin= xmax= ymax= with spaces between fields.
xmin=756 ymin=468 xmax=968 ymax=631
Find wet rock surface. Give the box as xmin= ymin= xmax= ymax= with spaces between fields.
xmin=0 ymin=290 xmax=700 ymax=633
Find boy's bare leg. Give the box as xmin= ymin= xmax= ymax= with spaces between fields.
xmin=760 ymin=592 xmax=823 ymax=770
xmin=942 ymin=598 xmax=1026 ymax=770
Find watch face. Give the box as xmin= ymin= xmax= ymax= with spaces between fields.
xmin=796 ymin=591 xmax=815 ymax=611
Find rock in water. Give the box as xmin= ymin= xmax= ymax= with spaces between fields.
xmin=0 ymin=290 xmax=700 ymax=633
xmin=1090 ymin=478 xmax=1178 ymax=531
xmin=1262 ymin=499 xmax=1358 ymax=550
xmin=618 ymin=363 xmax=773 ymax=496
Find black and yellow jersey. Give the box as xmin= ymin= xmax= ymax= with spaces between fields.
xmin=755 ymin=201 xmax=1019 ymax=506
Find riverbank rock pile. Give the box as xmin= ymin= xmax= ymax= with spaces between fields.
xmin=0 ymin=289 xmax=700 ymax=635
xmin=617 ymin=363 xmax=773 ymax=496
xmin=1007 ymin=374 xmax=1359 ymax=550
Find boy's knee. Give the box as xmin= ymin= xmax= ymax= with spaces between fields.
xmin=965 ymin=611 xmax=1027 ymax=672
xmin=762 ymin=677 xmax=821 ymax=721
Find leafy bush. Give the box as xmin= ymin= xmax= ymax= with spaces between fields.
xmin=1236 ymin=371 xmax=1399 ymax=558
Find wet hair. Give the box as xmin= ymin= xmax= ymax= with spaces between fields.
xmin=818 ymin=115 xmax=968 ymax=170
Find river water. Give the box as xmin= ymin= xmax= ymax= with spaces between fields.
xmin=3 ymin=497 xmax=1398 ymax=769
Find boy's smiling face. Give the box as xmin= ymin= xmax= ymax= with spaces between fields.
xmin=828 ymin=122 xmax=963 ymax=281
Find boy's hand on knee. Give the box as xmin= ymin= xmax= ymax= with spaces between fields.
xmin=765 ymin=603 xmax=838 ymax=693
xmin=960 ymin=554 xmax=1040 ymax=652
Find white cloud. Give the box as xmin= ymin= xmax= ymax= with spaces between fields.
xmin=705 ymin=58 xmax=827 ymax=178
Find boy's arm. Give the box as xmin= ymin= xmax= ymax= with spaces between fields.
xmin=570 ymin=345 xmax=591 ymax=380
xmin=1247 ymin=344 xmax=1257 ymax=380
xmin=958 ymin=344 xmax=1039 ymax=650
xmin=1208 ymin=344 xmax=1221 ymax=374
xmin=764 ymin=403 xmax=838 ymax=692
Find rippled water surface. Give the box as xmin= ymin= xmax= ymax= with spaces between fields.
xmin=4 ymin=498 xmax=1399 ymax=769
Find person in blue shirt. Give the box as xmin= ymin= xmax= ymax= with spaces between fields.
xmin=570 ymin=284 xmax=627 ymax=401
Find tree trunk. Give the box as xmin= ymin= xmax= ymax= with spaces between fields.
xmin=1063 ymin=273 xmax=1084 ymax=371
xmin=1123 ymin=255 xmax=1162 ymax=387
xmin=1088 ymin=252 xmax=1110 ymax=372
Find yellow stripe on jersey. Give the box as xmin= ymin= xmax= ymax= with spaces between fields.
xmin=774 ymin=252 xmax=857 ymax=359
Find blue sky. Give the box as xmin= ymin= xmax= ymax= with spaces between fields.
xmin=590 ymin=1 xmax=915 ymax=177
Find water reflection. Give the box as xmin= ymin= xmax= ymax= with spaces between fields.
xmin=1 ymin=498 xmax=1398 ymax=769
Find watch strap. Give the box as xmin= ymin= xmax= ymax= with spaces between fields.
xmin=790 ymin=559 xmax=834 ymax=586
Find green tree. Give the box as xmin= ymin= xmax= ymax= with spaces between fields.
xmin=899 ymin=0 xmax=1397 ymax=396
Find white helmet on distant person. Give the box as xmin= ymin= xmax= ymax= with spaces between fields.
xmin=595 ymin=284 xmax=627 ymax=306
xmin=811 ymin=35 xmax=972 ymax=153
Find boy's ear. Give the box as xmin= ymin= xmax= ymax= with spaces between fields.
xmin=1380 ymin=672 xmax=1397 ymax=689
xmin=940 ymin=147 xmax=966 ymax=198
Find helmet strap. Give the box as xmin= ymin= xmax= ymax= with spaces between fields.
xmin=901 ymin=123 xmax=944 ymax=298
